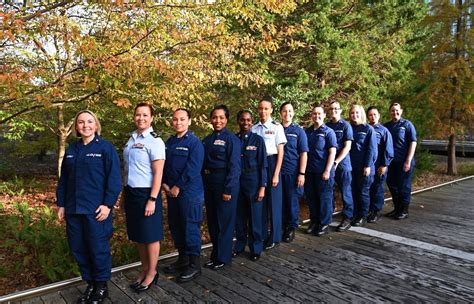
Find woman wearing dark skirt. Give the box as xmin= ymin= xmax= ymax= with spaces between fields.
xmin=123 ymin=103 xmax=166 ymax=292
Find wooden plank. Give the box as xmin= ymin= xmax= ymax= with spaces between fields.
xmin=217 ymin=259 xmax=296 ymax=303
xmin=56 ymin=286 xmax=83 ymax=303
xmin=292 ymin=232 xmax=474 ymax=301
xmin=40 ymin=292 xmax=65 ymax=304
xmin=20 ymin=297 xmax=43 ymax=304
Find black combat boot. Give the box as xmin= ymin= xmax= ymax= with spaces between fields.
xmin=76 ymin=281 xmax=95 ymax=304
xmin=89 ymin=281 xmax=108 ymax=304
xmin=178 ymin=255 xmax=202 ymax=283
xmin=164 ymin=252 xmax=189 ymax=274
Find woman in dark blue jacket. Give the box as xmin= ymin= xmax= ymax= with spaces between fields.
xmin=56 ymin=110 xmax=122 ymax=304
xmin=162 ymin=108 xmax=204 ymax=282
xmin=349 ymin=105 xmax=378 ymax=227
xmin=202 ymin=104 xmax=241 ymax=270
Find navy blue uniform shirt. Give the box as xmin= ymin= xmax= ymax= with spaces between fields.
xmin=164 ymin=130 xmax=204 ymax=199
xmin=326 ymin=118 xmax=353 ymax=171
xmin=282 ymin=122 xmax=309 ymax=175
xmin=306 ymin=124 xmax=337 ymax=174
xmin=202 ymin=128 xmax=241 ymax=194
xmin=350 ymin=123 xmax=378 ymax=171
xmin=237 ymin=131 xmax=268 ymax=187
xmin=372 ymin=123 xmax=394 ymax=168
xmin=384 ymin=118 xmax=417 ymax=162
xmin=57 ymin=135 xmax=122 ymax=214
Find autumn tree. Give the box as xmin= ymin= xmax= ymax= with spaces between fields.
xmin=0 ymin=1 xmax=301 ymax=176
xmin=410 ymin=0 xmax=473 ymax=175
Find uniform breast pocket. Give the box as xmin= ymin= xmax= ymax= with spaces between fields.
xmin=286 ymin=136 xmax=297 ymax=150
xmin=64 ymin=156 xmax=76 ymax=168
xmin=243 ymin=149 xmax=258 ymax=167
xmin=335 ymin=131 xmax=344 ymax=142
xmin=173 ymin=149 xmax=189 ymax=170
xmin=84 ymin=156 xmax=104 ymax=168
xmin=315 ymin=136 xmax=326 ymax=151
xmin=397 ymin=127 xmax=406 ymax=141
xmin=210 ymin=146 xmax=226 ymax=159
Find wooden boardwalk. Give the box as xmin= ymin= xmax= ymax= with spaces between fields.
xmin=8 ymin=177 xmax=474 ymax=303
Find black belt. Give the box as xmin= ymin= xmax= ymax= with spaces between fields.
xmin=267 ymin=154 xmax=277 ymax=159
xmin=203 ymin=168 xmax=227 ymax=175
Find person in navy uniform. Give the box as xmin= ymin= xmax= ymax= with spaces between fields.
xmin=349 ymin=104 xmax=378 ymax=227
xmin=326 ymin=101 xmax=354 ymax=232
xmin=56 ymin=110 xmax=122 ymax=304
xmin=384 ymin=102 xmax=417 ymax=220
xmin=251 ymin=95 xmax=287 ymax=250
xmin=367 ymin=106 xmax=394 ymax=223
xmin=279 ymin=102 xmax=308 ymax=242
xmin=123 ymin=103 xmax=166 ymax=293
xmin=305 ymin=105 xmax=337 ymax=236
xmin=162 ymin=108 xmax=204 ymax=282
xmin=233 ymin=110 xmax=267 ymax=261
xmin=202 ymin=104 xmax=241 ymax=270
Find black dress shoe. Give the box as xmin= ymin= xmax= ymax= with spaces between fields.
xmin=283 ymin=228 xmax=295 ymax=242
xmin=177 ymin=256 xmax=201 ymax=283
xmin=336 ymin=218 xmax=351 ymax=232
xmin=351 ymin=216 xmax=367 ymax=227
xmin=76 ymin=282 xmax=95 ymax=304
xmin=249 ymin=253 xmax=260 ymax=261
xmin=164 ymin=255 xmax=189 ymax=274
xmin=367 ymin=211 xmax=380 ymax=223
xmin=265 ymin=242 xmax=279 ymax=251
xmin=394 ymin=206 xmax=409 ymax=220
xmin=89 ymin=282 xmax=108 ymax=304
xmin=204 ymin=260 xmax=215 ymax=268
xmin=135 ymin=273 xmax=159 ymax=293
xmin=315 ymin=225 xmax=329 ymax=236
xmin=210 ymin=261 xmax=225 ymax=270
xmin=129 ymin=280 xmax=143 ymax=290
xmin=306 ymin=222 xmax=318 ymax=234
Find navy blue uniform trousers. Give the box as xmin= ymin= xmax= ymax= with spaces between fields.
xmin=281 ymin=173 xmax=303 ymax=230
xmin=369 ymin=172 xmax=387 ymax=212
xmin=168 ymin=196 xmax=203 ymax=257
xmin=235 ymin=172 xmax=264 ymax=255
xmin=263 ymin=155 xmax=283 ymax=243
xmin=352 ymin=171 xmax=374 ymax=218
xmin=204 ymin=172 xmax=238 ymax=264
xmin=66 ymin=213 xmax=113 ymax=282
xmin=335 ymin=167 xmax=354 ymax=219
xmin=305 ymin=173 xmax=334 ymax=225
xmin=387 ymin=160 xmax=415 ymax=210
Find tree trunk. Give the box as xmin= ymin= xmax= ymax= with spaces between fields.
xmin=446 ymin=0 xmax=463 ymax=176
xmin=56 ymin=105 xmax=73 ymax=178
xmin=447 ymin=133 xmax=457 ymax=175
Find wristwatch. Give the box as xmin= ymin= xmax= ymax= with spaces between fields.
xmin=149 ymin=196 xmax=157 ymax=202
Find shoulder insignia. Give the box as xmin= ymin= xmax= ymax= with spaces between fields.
xmin=150 ymin=131 xmax=160 ymax=138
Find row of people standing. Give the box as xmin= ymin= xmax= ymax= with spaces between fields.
xmin=56 ymin=99 xmax=416 ymax=303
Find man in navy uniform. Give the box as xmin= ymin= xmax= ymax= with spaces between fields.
xmin=251 ymin=95 xmax=287 ymax=250
xmin=279 ymin=102 xmax=308 ymax=242
xmin=163 ymin=108 xmax=205 ymax=282
xmin=233 ymin=110 xmax=267 ymax=261
xmin=367 ymin=106 xmax=394 ymax=223
xmin=326 ymin=101 xmax=354 ymax=233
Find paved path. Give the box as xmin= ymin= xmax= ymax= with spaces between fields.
xmin=9 ymin=177 xmax=474 ymax=303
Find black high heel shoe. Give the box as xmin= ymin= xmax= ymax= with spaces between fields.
xmin=134 ymin=273 xmax=159 ymax=293
xmin=129 ymin=279 xmax=143 ymax=290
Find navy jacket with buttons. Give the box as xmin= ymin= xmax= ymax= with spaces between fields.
xmin=56 ymin=135 xmax=122 ymax=214
xmin=350 ymin=123 xmax=378 ymax=172
xmin=237 ymin=131 xmax=267 ymax=188
xmin=202 ymin=128 xmax=241 ymax=195
xmin=164 ymin=130 xmax=204 ymax=199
